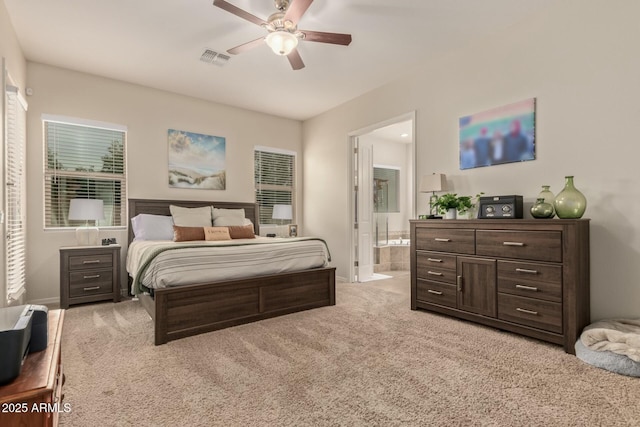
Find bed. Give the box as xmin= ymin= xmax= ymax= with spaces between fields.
xmin=127 ymin=199 xmax=336 ymax=345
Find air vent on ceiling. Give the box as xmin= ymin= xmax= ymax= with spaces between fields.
xmin=200 ymin=49 xmax=230 ymax=67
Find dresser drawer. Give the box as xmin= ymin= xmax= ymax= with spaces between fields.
xmin=498 ymin=293 xmax=562 ymax=333
xmin=416 ymin=279 xmax=457 ymax=308
xmin=497 ymin=260 xmax=562 ymax=302
xmin=417 ymin=251 xmax=457 ymax=270
xmin=416 ymin=228 xmax=475 ymax=254
xmin=416 ymin=253 xmax=456 ymax=283
xmin=476 ymin=230 xmax=562 ymax=262
xmin=68 ymin=253 xmax=113 ymax=270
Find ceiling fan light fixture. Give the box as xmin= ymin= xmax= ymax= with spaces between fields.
xmin=265 ymin=31 xmax=298 ymax=56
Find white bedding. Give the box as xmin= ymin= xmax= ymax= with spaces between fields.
xmin=127 ymin=237 xmax=330 ymax=294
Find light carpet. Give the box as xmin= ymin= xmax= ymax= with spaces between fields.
xmin=60 ymin=273 xmax=639 ymax=426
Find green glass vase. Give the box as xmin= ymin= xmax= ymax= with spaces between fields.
xmin=554 ymin=176 xmax=586 ymax=219
xmin=531 ymin=198 xmax=555 ymax=219
xmin=537 ymin=185 xmax=555 ymax=205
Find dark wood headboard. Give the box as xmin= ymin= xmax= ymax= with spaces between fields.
xmin=128 ymin=199 xmax=260 ymax=244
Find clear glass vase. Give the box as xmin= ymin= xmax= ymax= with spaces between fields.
xmin=554 ymin=176 xmax=587 ymax=219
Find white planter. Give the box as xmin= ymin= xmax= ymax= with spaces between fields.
xmin=444 ymin=208 xmax=457 ymax=220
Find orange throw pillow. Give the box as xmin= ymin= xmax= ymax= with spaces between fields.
xmin=228 ymin=224 xmax=255 ymax=239
xmin=173 ymin=226 xmax=205 ymax=242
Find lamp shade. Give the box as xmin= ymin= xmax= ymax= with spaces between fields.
xmin=265 ymin=31 xmax=299 ymax=56
xmin=272 ymin=204 xmax=293 ymax=220
xmin=68 ymin=199 xmax=104 ymax=221
xmin=419 ymin=174 xmax=447 ymax=193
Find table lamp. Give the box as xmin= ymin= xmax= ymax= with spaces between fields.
xmin=272 ymin=204 xmax=292 ymax=225
xmin=419 ymin=173 xmax=447 ymax=219
xmin=68 ymin=198 xmax=104 ymax=246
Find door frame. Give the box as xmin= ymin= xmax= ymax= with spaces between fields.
xmin=348 ymin=111 xmax=416 ymax=283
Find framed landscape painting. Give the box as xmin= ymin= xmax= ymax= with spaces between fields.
xmin=168 ymin=129 xmax=226 ymax=190
xmin=459 ymin=98 xmax=536 ymax=170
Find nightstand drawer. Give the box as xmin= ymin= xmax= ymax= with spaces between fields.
xmin=476 ymin=230 xmax=562 ymax=262
xmin=498 ymin=293 xmax=562 ymax=333
xmin=68 ymin=253 xmax=113 ymax=270
xmin=415 ymin=228 xmax=475 ymax=254
xmin=69 ymin=269 xmax=113 ymax=286
xmin=69 ymin=278 xmax=113 ymax=297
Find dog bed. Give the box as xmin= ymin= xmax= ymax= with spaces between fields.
xmin=575 ymin=319 xmax=640 ymax=377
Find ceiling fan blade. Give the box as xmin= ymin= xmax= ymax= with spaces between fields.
xmin=287 ymin=49 xmax=305 ymax=70
xmin=300 ymin=30 xmax=352 ymax=46
xmin=284 ymin=0 xmax=314 ymax=25
xmin=227 ymin=37 xmax=265 ymax=55
xmin=213 ymin=0 xmax=266 ymax=26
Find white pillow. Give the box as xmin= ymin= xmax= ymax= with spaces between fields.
xmin=169 ymin=205 xmax=213 ymax=227
xmin=212 ymin=208 xmax=245 ymax=220
xmin=131 ymin=214 xmax=174 ymax=241
xmin=214 ymin=217 xmax=253 ymax=227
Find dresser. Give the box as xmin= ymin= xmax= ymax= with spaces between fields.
xmin=410 ymin=219 xmax=590 ymax=354
xmin=0 ymin=310 xmax=65 ymax=427
xmin=60 ymin=245 xmax=121 ymax=309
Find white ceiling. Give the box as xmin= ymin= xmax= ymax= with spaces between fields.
xmin=4 ymin=0 xmax=554 ymax=120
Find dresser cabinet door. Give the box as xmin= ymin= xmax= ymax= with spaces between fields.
xmin=456 ymin=256 xmax=497 ymax=317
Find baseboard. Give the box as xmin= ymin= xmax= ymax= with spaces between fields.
xmin=336 ymin=275 xmax=349 ymax=283
xmin=27 ymin=297 xmax=60 ymax=307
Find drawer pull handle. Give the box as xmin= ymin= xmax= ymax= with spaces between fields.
xmin=427 ymin=271 xmax=443 ymax=276
xmin=516 ymin=308 xmax=538 ymax=315
xmin=515 ymin=268 xmax=538 ymax=275
xmin=83 ymin=260 xmax=101 ymax=264
xmin=515 ymin=284 xmax=539 ymax=292
xmin=83 ymin=286 xmax=101 ymax=291
xmin=457 ymin=275 xmax=463 ymax=292
xmin=435 ymin=238 xmax=451 ymax=242
xmin=503 ymin=241 xmax=525 ymax=247
xmin=427 ymin=290 xmax=443 ymax=295
xmin=83 ymin=274 xmax=101 ymax=279
xmin=427 ymin=258 xmax=443 ymax=263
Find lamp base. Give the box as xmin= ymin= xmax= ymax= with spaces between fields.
xmin=76 ymin=227 xmax=99 ymax=246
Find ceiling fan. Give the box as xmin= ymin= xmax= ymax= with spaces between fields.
xmin=213 ymin=0 xmax=352 ymax=70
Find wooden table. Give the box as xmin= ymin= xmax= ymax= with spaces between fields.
xmin=0 ymin=310 xmax=65 ymax=427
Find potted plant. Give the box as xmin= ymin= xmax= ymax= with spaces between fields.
xmin=434 ymin=193 xmax=483 ymax=219
xmin=433 ymin=193 xmax=460 ymax=219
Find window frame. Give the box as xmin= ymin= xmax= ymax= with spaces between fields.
xmin=42 ymin=114 xmax=128 ymax=230
xmin=254 ymin=145 xmax=297 ymax=226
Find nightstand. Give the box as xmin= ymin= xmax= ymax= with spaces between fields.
xmin=59 ymin=245 xmax=121 ymax=309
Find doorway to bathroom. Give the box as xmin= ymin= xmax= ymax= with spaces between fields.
xmin=349 ymin=112 xmax=416 ymax=283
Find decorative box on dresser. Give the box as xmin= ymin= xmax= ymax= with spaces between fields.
xmin=410 ymin=219 xmax=590 ymax=354
xmin=0 ymin=310 xmax=65 ymax=427
xmin=60 ymin=245 xmax=121 ymax=309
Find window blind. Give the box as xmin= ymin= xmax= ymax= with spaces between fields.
xmin=43 ymin=117 xmax=127 ymax=228
xmin=5 ymin=85 xmax=28 ymax=302
xmin=254 ymin=147 xmax=296 ymax=225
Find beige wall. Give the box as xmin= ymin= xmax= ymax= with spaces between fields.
xmin=303 ymin=0 xmax=640 ymax=320
xmin=25 ymin=63 xmax=302 ymax=304
xmin=1 ymin=0 xmax=27 ymax=307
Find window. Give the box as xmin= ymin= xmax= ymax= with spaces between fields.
xmin=43 ymin=116 xmax=127 ymax=228
xmin=373 ymin=166 xmax=400 ymax=213
xmin=5 ymin=84 xmax=28 ymax=302
xmin=254 ymin=147 xmax=296 ymax=225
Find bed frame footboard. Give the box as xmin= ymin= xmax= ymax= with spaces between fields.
xmin=142 ymin=267 xmax=336 ymax=345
